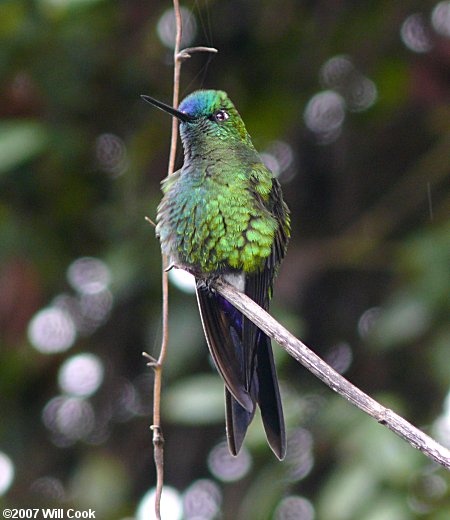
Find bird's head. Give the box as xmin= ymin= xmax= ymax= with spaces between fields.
xmin=142 ymin=90 xmax=252 ymax=152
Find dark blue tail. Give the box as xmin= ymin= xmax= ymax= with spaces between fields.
xmin=196 ymin=283 xmax=286 ymax=460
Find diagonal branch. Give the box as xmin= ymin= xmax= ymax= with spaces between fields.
xmin=212 ymin=277 xmax=450 ymax=470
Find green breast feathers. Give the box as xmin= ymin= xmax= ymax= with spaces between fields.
xmin=156 ymin=164 xmax=283 ymax=274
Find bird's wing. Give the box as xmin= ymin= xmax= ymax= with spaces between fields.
xmin=240 ymin=173 xmax=290 ymax=459
xmin=266 ymin=176 xmax=291 ymax=275
xmin=242 ymin=173 xmax=290 ymax=387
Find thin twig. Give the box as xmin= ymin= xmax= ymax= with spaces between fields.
xmin=147 ymin=3 xmax=218 ymax=518
xmin=211 ymin=277 xmax=450 ymax=471
xmin=149 ymin=1 xmax=183 ymax=518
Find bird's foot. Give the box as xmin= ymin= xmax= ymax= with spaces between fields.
xmin=196 ymin=273 xmax=220 ymax=294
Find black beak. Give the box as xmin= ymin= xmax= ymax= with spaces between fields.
xmin=141 ymin=95 xmax=194 ymax=123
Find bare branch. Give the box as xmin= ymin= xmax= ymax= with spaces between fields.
xmin=212 ymin=277 xmax=450 ymax=471
xmin=149 ymin=1 xmax=184 ymax=518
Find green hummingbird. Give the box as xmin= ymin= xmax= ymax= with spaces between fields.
xmin=142 ymin=90 xmax=290 ymax=460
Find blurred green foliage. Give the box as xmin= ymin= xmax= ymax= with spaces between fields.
xmin=0 ymin=0 xmax=449 ymax=519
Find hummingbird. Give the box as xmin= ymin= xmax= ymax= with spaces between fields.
xmin=142 ymin=90 xmax=290 ymax=460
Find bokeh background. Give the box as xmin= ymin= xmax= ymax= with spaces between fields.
xmin=1 ymin=1 xmax=449 ymax=519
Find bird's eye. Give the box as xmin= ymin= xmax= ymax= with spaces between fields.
xmin=214 ymin=109 xmax=229 ymax=122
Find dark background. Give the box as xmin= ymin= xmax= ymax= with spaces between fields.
xmin=0 ymin=1 xmax=449 ymax=519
